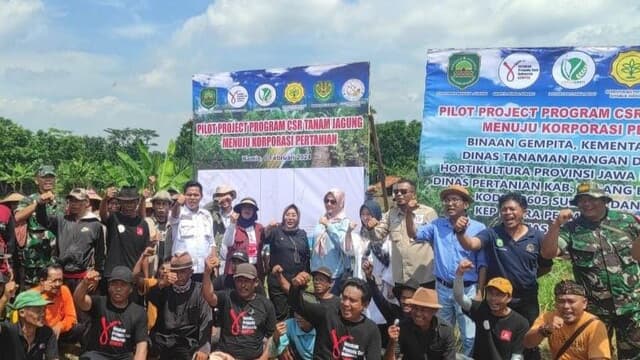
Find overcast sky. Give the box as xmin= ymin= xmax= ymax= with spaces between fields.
xmin=1 ymin=0 xmax=638 ymax=148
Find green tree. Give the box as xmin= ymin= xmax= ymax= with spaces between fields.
xmin=0 ymin=162 xmax=37 ymax=194
xmin=174 ymin=119 xmax=193 ymax=165
xmin=369 ymin=119 xmax=422 ymax=183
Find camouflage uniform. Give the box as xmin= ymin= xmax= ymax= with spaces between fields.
xmin=559 ymin=210 xmax=640 ymax=359
xmin=16 ymin=193 xmax=62 ymax=286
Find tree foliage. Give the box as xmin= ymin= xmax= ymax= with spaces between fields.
xmin=369 ymin=119 xmax=422 ymax=183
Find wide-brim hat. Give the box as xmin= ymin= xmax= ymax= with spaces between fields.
xmin=569 ymin=182 xmax=612 ymax=206
xmin=405 ymin=287 xmax=442 ymax=309
xmin=86 ymin=189 xmax=102 ymax=201
xmin=392 ymin=277 xmax=420 ymax=299
xmin=0 ymin=192 xmax=25 ymax=204
xmin=116 ymin=186 xmax=140 ymax=201
xmin=214 ymin=185 xmax=237 ymax=200
xmin=170 ymin=256 xmax=194 ymax=271
xmin=440 ymin=185 xmax=473 ymax=203
xmin=233 ymin=197 xmax=259 ymax=213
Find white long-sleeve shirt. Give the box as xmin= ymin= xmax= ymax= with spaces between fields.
xmin=170 ymin=206 xmax=215 ymax=274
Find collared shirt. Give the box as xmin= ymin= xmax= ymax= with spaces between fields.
xmin=0 ymin=321 xmax=58 ymax=360
xmin=369 ymin=204 xmax=438 ymax=284
xmin=476 ymin=224 xmax=546 ymax=298
xmin=170 ymin=206 xmax=215 ymax=274
xmin=417 ymin=217 xmax=487 ymax=283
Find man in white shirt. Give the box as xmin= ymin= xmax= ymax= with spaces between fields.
xmin=170 ymin=180 xmax=215 ymax=282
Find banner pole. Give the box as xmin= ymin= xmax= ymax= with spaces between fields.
xmin=368 ymin=111 xmax=389 ymax=211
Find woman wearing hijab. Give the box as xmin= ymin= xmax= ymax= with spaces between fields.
xmin=310 ymin=189 xmax=351 ymax=295
xmin=222 ymin=197 xmax=266 ymax=280
xmin=264 ymin=204 xmax=310 ymax=320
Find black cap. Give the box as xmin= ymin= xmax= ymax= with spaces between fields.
xmin=231 ymin=251 xmax=249 ymax=263
xmin=108 ymin=266 xmax=133 ymax=283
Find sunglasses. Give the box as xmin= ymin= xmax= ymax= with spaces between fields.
xmin=324 ymin=198 xmax=337 ymax=205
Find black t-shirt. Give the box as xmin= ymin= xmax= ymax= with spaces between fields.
xmin=264 ymin=227 xmax=310 ymax=281
xmin=216 ymin=290 xmax=276 ymax=359
xmin=398 ymin=316 xmax=455 ymax=360
xmin=289 ymin=285 xmax=381 ymax=359
xmin=85 ymin=296 xmax=148 ymax=359
xmin=104 ymin=213 xmax=149 ymax=274
xmin=0 ymin=321 xmax=57 ymax=360
xmin=465 ymin=300 xmax=528 ymax=360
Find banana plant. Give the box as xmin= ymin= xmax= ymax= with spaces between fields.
xmin=0 ymin=162 xmax=37 ymax=193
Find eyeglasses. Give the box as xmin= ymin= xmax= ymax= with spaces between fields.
xmin=324 ymin=199 xmax=337 ymax=205
xmin=393 ymin=189 xmax=411 ymax=195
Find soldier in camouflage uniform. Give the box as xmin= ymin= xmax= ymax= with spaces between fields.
xmin=543 ymin=181 xmax=640 ymax=359
xmin=14 ymin=165 xmax=62 ymax=287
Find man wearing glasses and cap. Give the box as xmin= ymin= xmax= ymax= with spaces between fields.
xmin=15 ymin=165 xmax=62 ymax=287
xmin=542 ymin=181 xmax=640 ymax=359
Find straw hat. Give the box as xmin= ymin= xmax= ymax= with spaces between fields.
xmin=0 ymin=192 xmax=25 ymax=204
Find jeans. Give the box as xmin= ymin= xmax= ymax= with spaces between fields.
xmin=436 ymin=282 xmax=476 ymax=357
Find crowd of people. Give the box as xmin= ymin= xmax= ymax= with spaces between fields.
xmin=0 ymin=165 xmax=639 ymax=360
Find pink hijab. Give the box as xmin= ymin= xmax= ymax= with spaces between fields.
xmin=324 ymin=188 xmax=346 ymax=220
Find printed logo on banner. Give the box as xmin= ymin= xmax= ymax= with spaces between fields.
xmin=255 ymin=84 xmax=277 ymax=107
xmin=200 ymin=88 xmax=217 ymax=109
xmin=498 ymin=53 xmax=540 ymax=89
xmin=447 ymin=53 xmax=480 ymax=90
xmin=341 ymin=78 xmax=365 ymax=102
xmin=552 ymin=51 xmax=596 ymax=89
xmin=227 ymin=85 xmax=249 ymax=108
xmin=610 ymin=50 xmax=640 ymax=88
xmin=284 ymin=82 xmax=305 ymax=104
xmin=313 ymin=80 xmax=334 ymax=102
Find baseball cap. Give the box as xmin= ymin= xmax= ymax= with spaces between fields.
xmin=12 ymin=290 xmax=50 ymax=309
xmin=311 ymin=266 xmax=333 ymax=280
xmin=233 ymin=263 xmax=257 ymax=280
xmin=108 ymin=266 xmax=134 ymax=283
xmin=66 ymin=188 xmax=88 ymax=201
xmin=151 ymin=190 xmax=172 ymax=203
xmin=570 ymin=181 xmax=612 ymax=206
xmin=230 ymin=251 xmax=249 ymax=263
xmin=486 ymin=277 xmax=513 ymax=296
xmin=36 ymin=165 xmax=56 ymax=177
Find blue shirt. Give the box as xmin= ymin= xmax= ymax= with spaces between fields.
xmin=272 ymin=318 xmax=316 ymax=360
xmin=476 ymin=224 xmax=546 ymax=298
xmin=310 ymin=218 xmax=350 ymax=278
xmin=416 ymin=217 xmax=487 ymax=283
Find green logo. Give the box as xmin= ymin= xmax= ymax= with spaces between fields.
xmin=313 ymin=80 xmax=334 ymax=102
xmin=200 ymin=88 xmax=217 ymax=109
xmin=561 ymin=57 xmax=588 ymax=80
xmin=448 ymin=53 xmax=480 ymax=90
xmin=496 ymin=238 xmax=504 ymax=247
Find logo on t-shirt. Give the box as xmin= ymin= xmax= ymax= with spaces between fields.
xmin=500 ymin=329 xmax=513 ymax=342
xmin=330 ymin=329 xmax=359 ymax=359
xmin=496 ymin=238 xmax=504 ymax=248
xmin=136 ymin=226 xmax=143 ymax=236
xmin=99 ymin=316 xmax=128 ymax=347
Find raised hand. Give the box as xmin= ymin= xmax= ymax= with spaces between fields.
xmin=454 ymin=216 xmax=469 ymax=234
xmin=105 ymin=187 xmax=118 ymax=200
xmin=291 ymin=272 xmax=311 ymax=287
xmin=554 ymin=209 xmax=574 ymax=226
xmin=361 ymin=259 xmax=373 ymax=280
xmin=456 ymin=258 xmax=474 ymax=275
